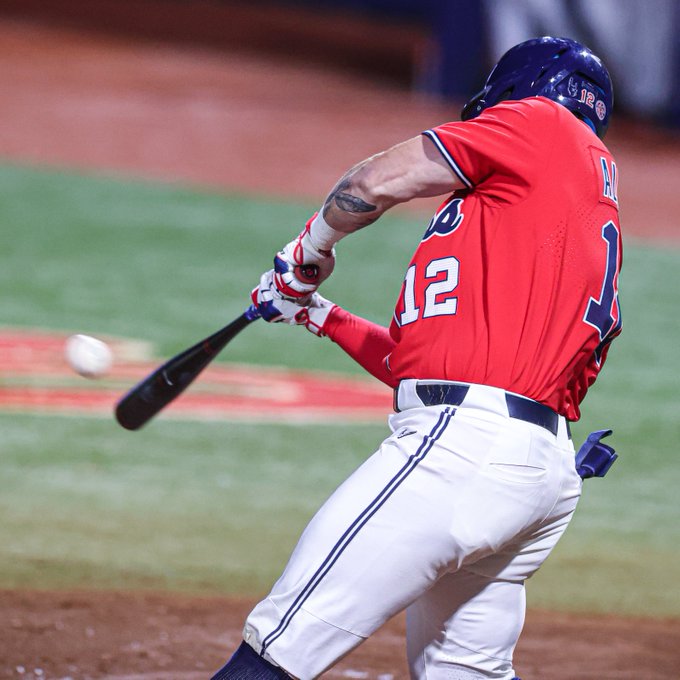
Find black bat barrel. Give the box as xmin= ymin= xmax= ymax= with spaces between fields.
xmin=115 ymin=308 xmax=258 ymax=430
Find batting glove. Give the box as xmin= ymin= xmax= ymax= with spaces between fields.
xmin=273 ymin=213 xmax=336 ymax=300
xmin=252 ymin=270 xmax=337 ymax=337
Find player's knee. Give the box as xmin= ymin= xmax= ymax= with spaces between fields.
xmin=410 ymin=650 xmax=518 ymax=680
xmin=211 ymin=641 xmax=292 ymax=679
xmin=423 ymin=667 xmax=520 ymax=680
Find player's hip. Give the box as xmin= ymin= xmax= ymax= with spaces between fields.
xmin=387 ymin=379 xmax=580 ymax=528
xmin=392 ymin=378 xmax=573 ymax=448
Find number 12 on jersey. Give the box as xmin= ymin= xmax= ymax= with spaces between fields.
xmin=399 ymin=256 xmax=460 ymax=325
xmin=583 ymin=220 xmax=622 ymax=364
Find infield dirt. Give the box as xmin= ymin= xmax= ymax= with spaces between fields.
xmin=2 ymin=590 xmax=679 ymax=680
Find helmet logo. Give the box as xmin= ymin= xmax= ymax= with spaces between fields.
xmin=596 ymin=100 xmax=607 ymax=120
xmin=567 ymin=76 xmax=579 ymax=98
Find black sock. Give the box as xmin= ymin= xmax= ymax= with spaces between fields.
xmin=211 ymin=641 xmax=291 ymax=679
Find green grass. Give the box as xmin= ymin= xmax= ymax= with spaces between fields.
xmin=1 ymin=163 xmax=679 ymax=616
xmin=0 ymin=163 xmax=412 ymax=374
xmin=528 ymin=242 xmax=680 ymax=615
xmin=0 ymin=414 xmax=384 ymax=595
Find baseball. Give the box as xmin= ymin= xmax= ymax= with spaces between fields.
xmin=65 ymin=334 xmax=113 ymax=378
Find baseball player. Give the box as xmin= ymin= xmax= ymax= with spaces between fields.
xmin=211 ymin=37 xmax=622 ymax=680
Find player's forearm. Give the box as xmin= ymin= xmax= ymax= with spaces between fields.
xmin=304 ymin=160 xmax=388 ymax=253
xmin=320 ymin=158 xmax=394 ymax=234
xmin=324 ymin=306 xmax=397 ymax=387
xmin=319 ymin=143 xmax=433 ymax=234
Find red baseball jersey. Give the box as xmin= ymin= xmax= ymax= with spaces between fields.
xmin=387 ymin=97 xmax=622 ymax=420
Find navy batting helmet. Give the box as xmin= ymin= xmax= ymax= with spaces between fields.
xmin=461 ymin=36 xmax=613 ymax=138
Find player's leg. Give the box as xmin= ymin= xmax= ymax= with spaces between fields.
xmin=240 ymin=406 xmax=462 ymax=678
xmin=245 ymin=411 xmax=569 ymax=676
xmin=207 ymin=560 xmax=533 ymax=680
xmin=238 ymin=403 xmax=547 ymax=678
xmin=211 ymin=391 xmax=578 ymax=679
xmin=406 ymin=427 xmax=580 ymax=680
xmin=406 ymin=568 xmax=526 ymax=680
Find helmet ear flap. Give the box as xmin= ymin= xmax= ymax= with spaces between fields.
xmin=460 ymin=86 xmax=514 ymax=121
xmin=460 ymin=89 xmax=486 ymax=120
xmin=495 ymin=87 xmax=515 ymax=104
xmin=573 ymin=113 xmax=598 ymax=134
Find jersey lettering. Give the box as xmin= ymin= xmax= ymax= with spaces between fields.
xmin=399 ymin=265 xmax=420 ymax=325
xmin=423 ymin=257 xmax=460 ymax=318
xmin=399 ymin=257 xmax=460 ymax=325
xmin=584 ymin=221 xmax=622 ymax=363
xmin=600 ymin=157 xmax=618 ymax=205
xmin=422 ymin=198 xmax=464 ymax=241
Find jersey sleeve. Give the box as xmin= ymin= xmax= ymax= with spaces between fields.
xmin=324 ymin=307 xmax=398 ymax=387
xmin=422 ymin=98 xmax=559 ymax=204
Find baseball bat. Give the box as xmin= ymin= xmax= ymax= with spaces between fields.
xmin=115 ymin=304 xmax=261 ymax=430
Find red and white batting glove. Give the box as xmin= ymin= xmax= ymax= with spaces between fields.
xmin=252 ymin=270 xmax=337 ymax=337
xmin=291 ymin=292 xmax=337 ymax=337
xmin=273 ymin=212 xmax=341 ymax=300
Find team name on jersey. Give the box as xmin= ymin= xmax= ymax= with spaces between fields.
xmin=600 ymin=156 xmax=618 ymax=206
xmin=422 ymin=197 xmax=465 ymax=241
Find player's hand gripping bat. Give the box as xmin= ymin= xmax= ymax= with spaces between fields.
xmin=115 ymin=305 xmax=261 ymax=430
xmin=115 ymin=264 xmax=319 ymax=430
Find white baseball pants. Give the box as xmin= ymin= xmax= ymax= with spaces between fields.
xmin=244 ymin=381 xmax=581 ymax=679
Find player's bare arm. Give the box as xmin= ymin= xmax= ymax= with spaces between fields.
xmin=321 ymin=135 xmax=466 ymax=235
xmin=269 ymin=135 xmax=465 ymax=299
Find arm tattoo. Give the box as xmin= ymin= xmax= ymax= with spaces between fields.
xmin=325 ymin=178 xmax=376 ymax=214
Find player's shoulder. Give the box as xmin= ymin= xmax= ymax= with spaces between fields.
xmin=483 ymin=97 xmax=564 ymax=124
xmin=491 ymin=98 xmax=612 ymax=151
xmin=466 ymin=98 xmax=564 ymax=146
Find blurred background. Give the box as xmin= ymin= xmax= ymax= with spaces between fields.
xmin=1 ymin=0 xmax=679 ymax=239
xmin=1 ymin=0 xmax=679 ymax=126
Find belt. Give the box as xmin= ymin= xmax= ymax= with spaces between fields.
xmin=397 ymin=382 xmax=561 ymax=436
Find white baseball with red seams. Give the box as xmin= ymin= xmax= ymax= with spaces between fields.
xmin=65 ymin=334 xmax=113 ymax=378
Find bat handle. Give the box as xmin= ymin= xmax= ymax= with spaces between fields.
xmin=244 ymin=303 xmax=261 ymax=322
